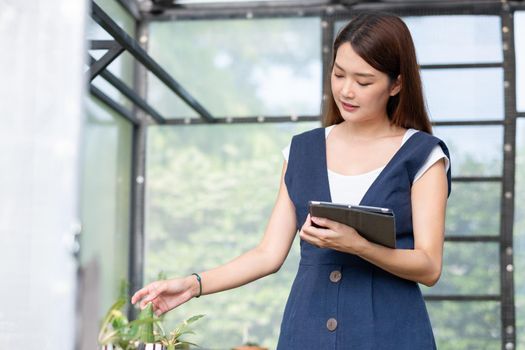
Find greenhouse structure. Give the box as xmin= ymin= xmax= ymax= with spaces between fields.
xmin=2 ymin=0 xmax=525 ymax=349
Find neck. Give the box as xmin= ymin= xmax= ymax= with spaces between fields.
xmin=337 ymin=116 xmax=398 ymax=140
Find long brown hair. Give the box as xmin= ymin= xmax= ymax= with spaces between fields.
xmin=323 ymin=12 xmax=432 ymax=134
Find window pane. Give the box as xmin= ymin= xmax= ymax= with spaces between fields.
xmin=514 ymin=119 xmax=525 ymax=348
xmin=516 ymin=12 xmax=525 ymax=112
xmin=446 ymin=182 xmax=501 ymax=236
xmin=145 ymin=122 xmax=319 ymax=349
xmin=422 ymin=242 xmax=499 ymax=295
xmin=434 ymin=126 xmax=503 ymax=177
xmin=81 ymin=95 xmax=133 ymax=319
xmin=148 ymin=18 xmax=322 ymax=118
xmin=336 ymin=16 xmax=502 ymax=65
xmin=422 ymin=68 xmax=504 ymax=121
xmin=404 ymin=16 xmax=502 ymax=65
xmin=427 ymin=301 xmax=500 ymax=349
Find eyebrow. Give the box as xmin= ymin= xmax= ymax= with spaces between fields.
xmin=333 ymin=62 xmax=376 ymax=78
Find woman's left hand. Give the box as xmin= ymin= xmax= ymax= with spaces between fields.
xmin=300 ymin=214 xmax=369 ymax=255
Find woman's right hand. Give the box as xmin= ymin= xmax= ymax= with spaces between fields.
xmin=131 ymin=276 xmax=199 ymax=316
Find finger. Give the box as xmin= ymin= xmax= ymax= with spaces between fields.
xmin=311 ymin=216 xmax=340 ymax=230
xmin=131 ymin=287 xmax=151 ymax=305
xmin=138 ymin=282 xmax=165 ymax=309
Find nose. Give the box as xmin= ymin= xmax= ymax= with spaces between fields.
xmin=340 ymin=80 xmax=355 ymax=99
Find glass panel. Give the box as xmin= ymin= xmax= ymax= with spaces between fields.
xmin=422 ymin=68 xmax=504 ymax=121
xmin=148 ymin=18 xmax=322 ymax=118
xmin=80 ymin=97 xmax=133 ymax=317
xmin=433 ymin=126 xmax=503 ymax=177
xmin=404 ymin=16 xmax=502 ymax=65
xmin=515 ymin=119 xmax=525 ymax=348
xmin=427 ymin=301 xmax=500 ymax=349
xmin=336 ymin=16 xmax=502 ymax=65
xmin=85 ymin=1 xmax=135 ymax=38
xmin=421 ymin=242 xmax=499 ymax=295
xmin=516 ymin=12 xmax=525 ymax=112
xmin=445 ymin=182 xmax=501 ymax=236
xmin=145 ymin=122 xmax=318 ymax=349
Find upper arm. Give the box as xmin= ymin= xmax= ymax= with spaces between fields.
xmin=257 ymin=161 xmax=298 ymax=270
xmin=411 ymin=158 xmax=448 ymax=266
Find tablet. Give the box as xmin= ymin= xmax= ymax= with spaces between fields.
xmin=308 ymin=201 xmax=396 ymax=249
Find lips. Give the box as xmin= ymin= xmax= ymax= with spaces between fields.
xmin=341 ymin=101 xmax=359 ymax=112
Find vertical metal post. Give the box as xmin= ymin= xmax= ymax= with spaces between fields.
xmin=128 ymin=19 xmax=150 ymax=320
xmin=499 ymin=7 xmax=517 ymax=350
xmin=321 ymin=8 xmax=335 ymax=122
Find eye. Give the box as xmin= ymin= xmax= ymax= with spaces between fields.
xmin=358 ymin=82 xmax=371 ymax=87
xmin=333 ymin=73 xmax=344 ymax=78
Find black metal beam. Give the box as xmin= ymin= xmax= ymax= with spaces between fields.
xmin=143 ymin=0 xmax=525 ymax=21
xmin=87 ymin=41 xmax=124 ymax=81
xmin=90 ymin=40 xmax=119 ymax=50
xmin=128 ymin=19 xmax=149 ymax=322
xmin=499 ymin=8 xmax=517 ymax=349
xmin=91 ymin=2 xmax=215 ymax=123
xmin=424 ymin=294 xmax=500 ymax=302
xmin=420 ymin=63 xmax=502 ymax=70
xmin=445 ymin=235 xmax=500 ymax=242
xmin=159 ymin=115 xmax=511 ymax=126
xmin=89 ymin=55 xmax=166 ymax=124
xmin=89 ymin=84 xmax=139 ymax=125
xmin=321 ymin=15 xmax=335 ymax=124
xmin=451 ymin=176 xmax=501 ymax=182
xmin=432 ymin=120 xmax=503 ymax=126
xmin=163 ymin=115 xmax=322 ymax=125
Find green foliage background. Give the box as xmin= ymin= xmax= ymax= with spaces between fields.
xmin=144 ymin=122 xmax=525 ymax=349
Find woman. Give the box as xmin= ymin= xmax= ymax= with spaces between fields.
xmin=132 ymin=12 xmax=451 ymax=349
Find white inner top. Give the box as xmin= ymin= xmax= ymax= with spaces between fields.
xmin=282 ymin=125 xmax=450 ymax=205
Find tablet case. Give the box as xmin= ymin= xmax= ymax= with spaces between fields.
xmin=308 ymin=201 xmax=396 ymax=249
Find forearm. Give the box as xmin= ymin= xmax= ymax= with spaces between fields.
xmin=357 ymin=241 xmax=441 ymax=286
xmin=187 ymin=245 xmax=280 ymax=297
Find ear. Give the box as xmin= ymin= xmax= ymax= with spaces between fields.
xmin=389 ymin=75 xmax=402 ymax=97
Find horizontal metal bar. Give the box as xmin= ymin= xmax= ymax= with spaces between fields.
xmin=88 ymin=43 xmax=125 ymax=81
xmin=421 ymin=62 xmax=502 ymax=70
xmin=89 ymin=85 xmax=139 ymax=125
xmin=518 ymin=112 xmax=525 ymax=118
xmin=162 ymin=115 xmax=322 ymax=125
xmin=424 ymin=294 xmax=500 ymax=302
xmin=89 ymin=40 xmax=119 ymax=50
xmin=91 ymin=2 xmax=215 ymax=123
xmin=432 ymin=120 xmax=504 ymax=126
xmin=160 ymin=115 xmax=507 ymax=126
xmin=90 ymin=56 xmax=166 ymax=124
xmin=451 ymin=176 xmax=502 ymax=182
xmin=145 ymin=3 xmax=331 ymax=20
xmin=144 ymin=0 xmax=519 ymax=21
xmin=445 ymin=235 xmax=500 ymax=242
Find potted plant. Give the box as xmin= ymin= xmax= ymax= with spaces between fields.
xmin=98 ymin=297 xmax=156 ymax=350
xmin=156 ymin=314 xmax=205 ymax=350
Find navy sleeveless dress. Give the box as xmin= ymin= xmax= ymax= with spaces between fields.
xmin=277 ymin=127 xmax=451 ymax=350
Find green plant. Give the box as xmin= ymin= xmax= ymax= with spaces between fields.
xmin=156 ymin=314 xmax=205 ymax=350
xmin=98 ymin=298 xmax=158 ymax=350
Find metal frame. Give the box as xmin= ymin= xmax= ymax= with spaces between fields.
xmin=87 ymin=1 xmax=524 ymax=348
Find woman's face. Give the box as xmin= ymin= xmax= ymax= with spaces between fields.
xmin=331 ymin=42 xmax=401 ymax=123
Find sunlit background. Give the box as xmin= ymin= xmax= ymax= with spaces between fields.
xmin=1 ymin=1 xmax=525 ymax=349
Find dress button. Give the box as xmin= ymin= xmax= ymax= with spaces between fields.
xmin=329 ymin=270 xmax=342 ymax=283
xmin=326 ymin=317 xmax=338 ymax=331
